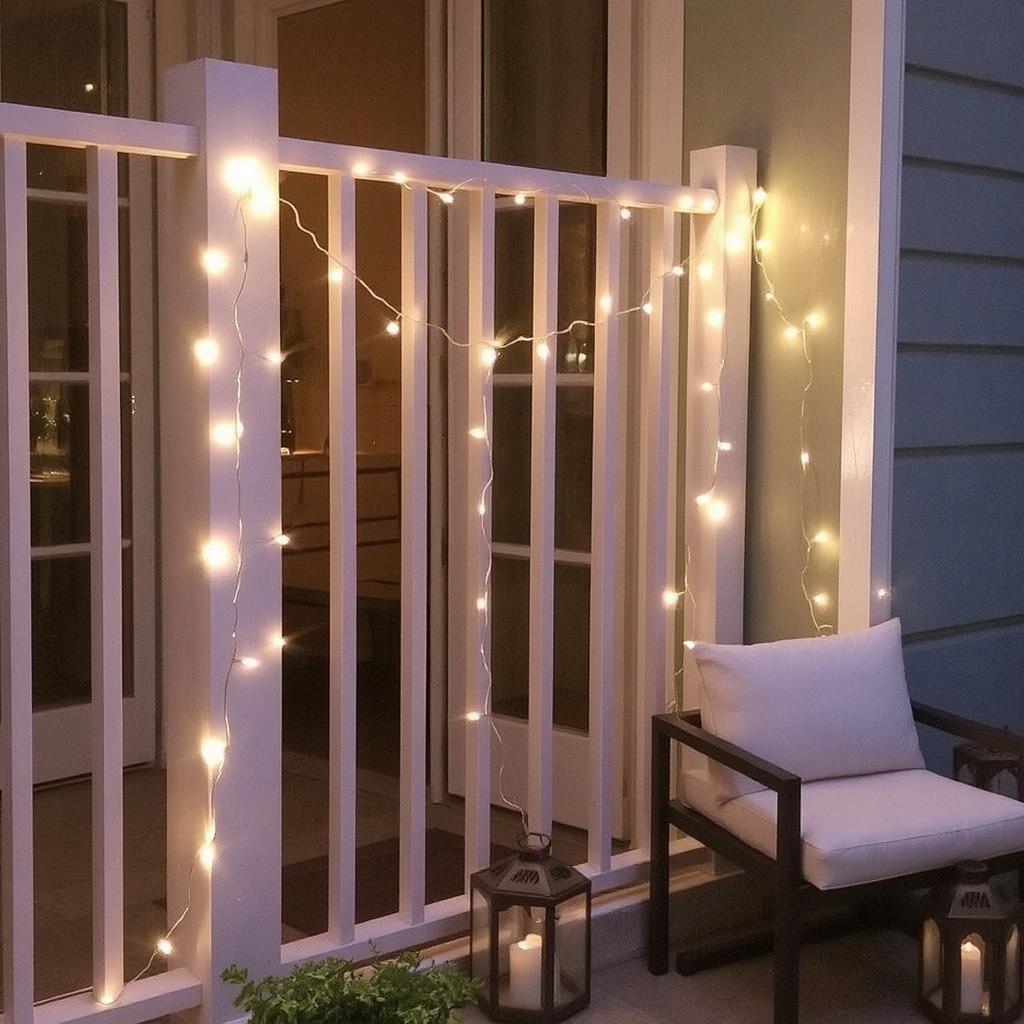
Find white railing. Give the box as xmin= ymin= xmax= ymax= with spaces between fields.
xmin=0 ymin=59 xmax=754 ymax=1024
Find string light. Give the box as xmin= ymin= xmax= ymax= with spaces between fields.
xmin=265 ymin=349 xmax=285 ymax=365
xmin=706 ymin=499 xmax=728 ymax=524
xmin=274 ymin=635 xmax=287 ymax=649
xmin=198 ymin=842 xmax=215 ymax=870
xmin=201 ymin=539 xmax=230 ymax=571
xmin=700 ymin=381 xmax=715 ymax=393
xmin=514 ymin=192 xmax=527 ymax=206
xmin=465 ymin=711 xmax=482 ymax=723
xmin=619 ymin=207 xmax=632 ymax=220
xmin=328 ymin=266 xmax=344 ymax=284
xmin=200 ymin=737 xmax=226 ymax=771
xmin=705 ymin=309 xmax=724 ymax=329
xmin=440 ymin=191 xmax=455 ymax=205
xmin=718 ymin=441 xmax=733 ymax=452
xmin=697 ymin=261 xmax=712 ymax=281
xmin=272 ymin=533 xmax=291 ymax=546
xmin=392 ymin=171 xmax=408 ymax=185
xmin=469 ymin=426 xmax=487 ymax=440
xmin=193 ymin=337 xmax=220 ymax=367
xmin=672 ymin=264 xmax=685 ymax=277
xmin=662 ymin=589 xmax=681 ymax=609
xmin=156 ymin=938 xmax=173 ymax=957
xmin=239 ymin=656 xmax=260 ymax=669
xmin=812 ymin=592 xmax=830 ymax=609
xmin=200 ymin=247 xmax=228 ymax=275
xmin=876 ymin=587 xmax=889 ymax=599
xmin=480 ymin=344 xmax=498 ymax=368
xmin=385 ymin=320 xmax=401 ymax=337
xmin=641 ymin=301 xmax=653 ymax=315
xmin=211 ymin=421 xmax=239 ymax=447
xmin=352 ymin=160 xmax=371 ymax=177
xmin=535 ymin=341 xmax=550 ymax=360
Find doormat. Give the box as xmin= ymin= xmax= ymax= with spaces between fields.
xmin=282 ymin=828 xmax=516 ymax=937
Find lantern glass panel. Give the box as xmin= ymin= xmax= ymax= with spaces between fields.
xmin=923 ymin=918 xmax=942 ymax=1005
xmin=1007 ymin=925 xmax=1021 ymax=1008
xmin=553 ymin=891 xmax=588 ymax=1009
xmin=959 ymin=933 xmax=988 ymax=1017
xmin=472 ymin=885 xmax=493 ymax=996
xmin=499 ymin=904 xmax=547 ymax=1012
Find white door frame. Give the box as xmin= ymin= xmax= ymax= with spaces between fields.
xmin=24 ymin=0 xmax=157 ymax=782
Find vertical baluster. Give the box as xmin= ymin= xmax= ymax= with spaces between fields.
xmin=87 ymin=144 xmax=124 ymax=1003
xmin=528 ymin=195 xmax=558 ymax=836
xmin=328 ymin=171 xmax=358 ymax=944
xmin=634 ymin=205 xmax=677 ymax=851
xmin=587 ymin=201 xmax=621 ymax=871
xmin=464 ymin=188 xmax=494 ymax=885
xmin=400 ymin=184 xmax=428 ymax=922
xmin=0 ymin=134 xmax=33 ymax=1024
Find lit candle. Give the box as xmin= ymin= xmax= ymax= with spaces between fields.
xmin=960 ymin=939 xmax=984 ymax=1014
xmin=508 ymin=933 xmax=543 ymax=1010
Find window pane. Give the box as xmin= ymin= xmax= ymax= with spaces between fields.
xmin=484 ymin=0 xmax=607 ymax=175
xmin=553 ymin=563 xmax=589 ymax=731
xmin=494 ymin=203 xmax=533 ymax=375
xmin=492 ymin=386 xmax=531 ymax=546
xmin=32 ymin=557 xmax=90 ymax=710
xmin=31 ymin=383 xmax=90 ymax=546
xmin=556 ymin=204 xmax=596 ymax=373
xmin=490 ymin=555 xmax=529 ymax=719
xmin=554 ymin=388 xmax=593 ymax=552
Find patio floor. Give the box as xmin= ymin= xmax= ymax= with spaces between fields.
xmin=464 ymin=928 xmax=926 ymax=1023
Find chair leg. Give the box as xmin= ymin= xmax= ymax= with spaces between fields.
xmin=773 ymin=880 xmax=800 ymax=1024
xmin=648 ymin=725 xmax=671 ymax=975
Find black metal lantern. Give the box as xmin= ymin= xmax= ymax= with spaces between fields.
xmin=954 ymin=744 xmax=1023 ymax=801
xmin=920 ymin=861 xmax=1023 ymax=1022
xmin=470 ymin=833 xmax=591 ymax=1022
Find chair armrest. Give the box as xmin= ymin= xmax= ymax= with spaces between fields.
xmin=653 ymin=712 xmax=801 ymax=793
xmin=912 ymin=702 xmax=1024 ymax=758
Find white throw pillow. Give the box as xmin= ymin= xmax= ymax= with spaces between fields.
xmin=693 ymin=618 xmax=924 ymax=803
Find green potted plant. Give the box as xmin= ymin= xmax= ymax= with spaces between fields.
xmin=223 ymin=949 xmax=479 ymax=1024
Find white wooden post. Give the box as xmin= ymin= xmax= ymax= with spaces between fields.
xmin=327 ymin=172 xmax=357 ymax=944
xmin=159 ymin=59 xmax=282 ymax=1023
xmin=464 ymin=188 xmax=494 ymax=885
xmin=87 ymin=144 xmax=125 ymax=1004
xmin=0 ymin=135 xmax=34 ymax=1024
xmin=400 ymin=184 xmax=428 ymax=922
xmin=588 ymin=201 xmax=622 ymax=871
xmin=683 ymin=147 xmax=756 ymax=692
xmin=528 ymin=195 xmax=557 ymax=836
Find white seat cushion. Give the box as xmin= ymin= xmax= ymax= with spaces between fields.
xmin=692 ymin=619 xmax=924 ymax=803
xmin=681 ymin=768 xmax=1024 ymax=890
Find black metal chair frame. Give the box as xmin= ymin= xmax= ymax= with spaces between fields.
xmin=648 ymin=702 xmax=1024 ymax=1024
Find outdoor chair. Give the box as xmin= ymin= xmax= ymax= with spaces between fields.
xmin=647 ymin=618 xmax=1024 ymax=1024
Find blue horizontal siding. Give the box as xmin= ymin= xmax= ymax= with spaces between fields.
xmin=901 ymin=162 xmax=1024 ymax=260
xmin=905 ymin=622 xmax=1024 ymax=770
xmin=906 ymin=0 xmax=1024 ymax=88
xmin=904 ymin=70 xmax=1024 ymax=174
xmin=892 ymin=449 xmax=1024 ymax=634
xmin=898 ymin=253 xmax=1024 ymax=347
xmin=895 ymin=348 xmax=1024 ymax=448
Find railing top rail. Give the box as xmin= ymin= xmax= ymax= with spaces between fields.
xmin=279 ymin=136 xmax=719 ymax=213
xmin=0 ymin=102 xmax=197 ymax=159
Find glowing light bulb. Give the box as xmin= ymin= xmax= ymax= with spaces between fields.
xmin=352 ymin=160 xmax=371 ymax=177
xmin=620 ymin=207 xmax=632 ymax=221
xmin=812 ymin=592 xmax=830 ymax=609
xmin=266 ymin=349 xmax=285 ymax=365
xmin=805 ymin=311 xmax=825 ymax=330
xmin=201 ymin=737 xmax=225 ymax=770
xmin=199 ymin=842 xmax=215 ymax=869
xmin=662 ymin=589 xmax=680 ymax=609
xmin=200 ymin=248 xmax=228 ymax=276
xmin=157 ymin=937 xmax=174 ymax=957
xmin=392 ymin=171 xmax=407 ymax=185
xmin=672 ymin=264 xmax=685 ymax=277
xmin=785 ymin=326 xmax=801 ymax=342
xmin=84 ymin=82 xmax=96 ymax=94
xmin=876 ymin=587 xmax=889 ymax=599
xmin=698 ymin=262 xmax=712 ymax=282
xmin=724 ymin=231 xmax=745 ymax=253
xmin=97 ymin=993 xmax=115 ymax=1006
xmin=193 ymin=337 xmax=219 ymax=367
xmin=707 ymin=499 xmax=728 ymax=523
xmin=201 ymin=539 xmax=230 ymax=571
xmin=210 ymin=421 xmax=238 ymax=447
xmin=700 ymin=381 xmax=715 ymax=393
xmin=536 ymin=342 xmax=550 ymax=361
xmin=578 ymin=352 xmax=588 ymax=366
xmin=328 ymin=266 xmax=344 ymax=284
xmin=812 ymin=529 xmax=831 ymax=545
xmin=599 ymin=294 xmax=613 ymax=314
xmin=223 ymin=156 xmax=262 ymax=196
xmin=514 ymin=192 xmax=527 ymax=206
xmin=440 ymin=191 xmax=455 ymax=205
xmin=800 ymin=451 xmax=811 ymax=468
xmin=248 ymin=185 xmax=277 ymax=219
xmin=718 ymin=441 xmax=733 ymax=452
xmin=274 ymin=635 xmax=287 ymax=649
xmin=477 ymin=500 xmax=487 ymax=517
xmin=765 ymin=291 xmax=775 ymax=301
xmin=705 ymin=309 xmax=725 ymax=329
xmin=466 ymin=711 xmax=482 ymax=722
xmin=695 ymin=492 xmax=711 ymax=507
xmin=754 ymin=238 xmax=770 ymax=252
xmin=701 ymin=196 xmax=717 ymax=213
xmin=642 ymin=301 xmax=654 ymax=315
xmin=753 ymin=187 xmax=768 ymax=206
xmin=683 ymin=640 xmax=696 ymax=651
xmin=679 ymin=194 xmax=695 ymax=212
xmin=476 ymin=596 xmax=487 ymax=611
xmin=480 ymin=345 xmax=498 ymax=368
xmin=239 ymin=656 xmax=260 ymax=669
xmin=469 ymin=426 xmax=487 ymax=440
xmin=273 ymin=533 xmax=290 ymax=546
xmin=385 ymin=320 xmax=401 ymax=337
